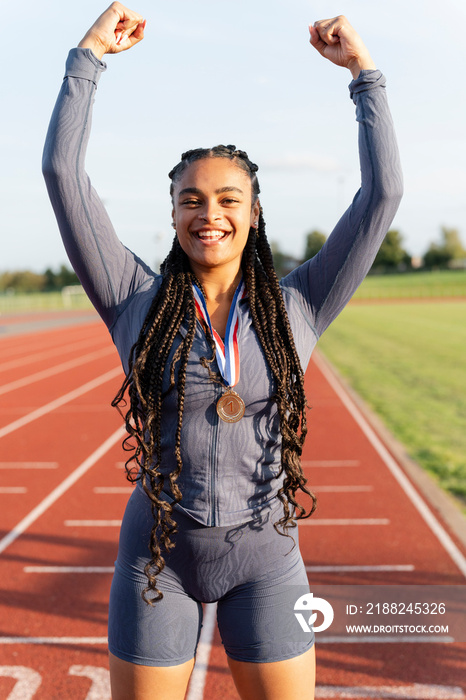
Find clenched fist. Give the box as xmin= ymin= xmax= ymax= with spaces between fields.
xmin=309 ymin=16 xmax=376 ymax=78
xmin=78 ymin=2 xmax=145 ymax=60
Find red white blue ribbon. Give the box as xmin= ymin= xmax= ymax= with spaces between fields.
xmin=193 ymin=280 xmax=246 ymax=388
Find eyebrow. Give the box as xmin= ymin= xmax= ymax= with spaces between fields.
xmin=178 ymin=186 xmax=244 ymax=197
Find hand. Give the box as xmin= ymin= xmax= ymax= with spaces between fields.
xmin=78 ymin=2 xmax=145 ymax=61
xmin=309 ymin=16 xmax=375 ymax=79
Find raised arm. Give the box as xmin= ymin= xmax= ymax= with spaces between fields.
xmin=42 ymin=4 xmax=153 ymax=330
xmin=282 ymin=17 xmax=403 ymax=337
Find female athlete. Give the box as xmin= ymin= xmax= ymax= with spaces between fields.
xmin=43 ymin=4 xmax=402 ymax=698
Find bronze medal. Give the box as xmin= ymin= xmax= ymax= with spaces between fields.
xmin=216 ymin=389 xmax=245 ymax=423
xmin=193 ymin=282 xmax=247 ymax=424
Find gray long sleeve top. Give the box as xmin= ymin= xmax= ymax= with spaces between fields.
xmin=43 ymin=48 xmax=403 ymax=527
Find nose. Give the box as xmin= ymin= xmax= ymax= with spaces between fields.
xmin=198 ymin=200 xmax=221 ymax=222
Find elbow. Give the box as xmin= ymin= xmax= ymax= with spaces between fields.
xmin=390 ymin=170 xmax=404 ymax=204
xmin=383 ymin=184 xmax=403 ymax=214
xmin=42 ymin=160 xmax=54 ymax=186
xmin=42 ymin=147 xmax=58 ymax=183
xmin=384 ymin=153 xmax=404 ymax=205
xmin=374 ymin=189 xmax=403 ymax=230
xmin=377 ymin=170 xmax=404 ymax=213
xmin=42 ymin=147 xmax=56 ymax=184
xmin=42 ymin=148 xmax=69 ymax=189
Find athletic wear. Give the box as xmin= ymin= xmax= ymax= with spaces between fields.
xmin=42 ymin=48 xmax=402 ymax=665
xmin=108 ymin=489 xmax=312 ymax=665
xmin=42 ymin=48 xmax=403 ymax=528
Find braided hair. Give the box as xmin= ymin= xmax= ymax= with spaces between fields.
xmin=113 ymin=144 xmax=316 ymax=604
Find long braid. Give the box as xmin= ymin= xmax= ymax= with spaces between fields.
xmin=112 ymin=237 xmax=198 ymax=603
xmin=243 ymin=210 xmax=316 ymax=536
xmin=113 ymin=144 xmax=316 ymax=604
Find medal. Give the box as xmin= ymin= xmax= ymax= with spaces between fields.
xmin=216 ymin=389 xmax=246 ymax=423
xmin=193 ymin=281 xmax=247 ymax=423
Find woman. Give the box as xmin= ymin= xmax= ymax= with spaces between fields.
xmin=43 ymin=4 xmax=402 ymax=698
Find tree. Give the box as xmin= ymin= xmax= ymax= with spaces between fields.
xmin=43 ymin=265 xmax=80 ymax=291
xmin=271 ymin=242 xmax=287 ymax=278
xmin=271 ymin=242 xmax=301 ymax=279
xmin=423 ymin=242 xmax=451 ymax=269
xmin=442 ymin=227 xmax=465 ymax=260
xmin=56 ymin=264 xmax=79 ymax=288
xmin=372 ymin=229 xmax=410 ymax=271
xmin=303 ymin=230 xmax=326 ymax=261
xmin=0 ymin=265 xmax=79 ymax=293
xmin=43 ymin=267 xmax=57 ymax=291
xmin=0 ymin=270 xmax=45 ymax=293
xmin=423 ymin=227 xmax=466 ymax=269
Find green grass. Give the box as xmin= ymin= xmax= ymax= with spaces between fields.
xmin=318 ymin=301 xmax=466 ymax=506
xmin=0 ymin=291 xmax=92 ymax=313
xmin=354 ymin=270 xmax=466 ymax=299
xmin=2 ymin=270 xmax=465 ymax=314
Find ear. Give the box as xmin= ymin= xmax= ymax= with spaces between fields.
xmin=251 ymin=198 xmax=261 ymax=227
xmin=171 ymin=206 xmax=176 ymax=230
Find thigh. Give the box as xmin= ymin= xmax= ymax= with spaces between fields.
xmin=108 ymin=563 xmax=203 ymax=667
xmin=109 ymin=652 xmax=195 ymax=700
xmin=108 ymin=487 xmax=203 ymax=667
xmin=216 ymin=539 xmax=314 ymax=664
xmin=227 ymin=646 xmax=315 ymax=700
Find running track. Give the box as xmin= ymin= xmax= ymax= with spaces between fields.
xmin=0 ymin=314 xmax=465 ymax=699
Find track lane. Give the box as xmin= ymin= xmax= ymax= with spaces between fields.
xmin=0 ymin=322 xmax=101 ymax=362
xmin=0 ymin=336 xmax=105 ymax=375
xmin=0 ymin=320 xmax=465 ymax=699
xmin=0 ymin=310 xmax=100 ymax=339
xmin=1 ymin=356 xmax=121 ymax=425
xmin=201 ymin=352 xmax=466 ymax=699
xmin=0 ymin=323 xmax=124 ymax=553
xmin=0 ymin=438 xmax=127 ymax=640
xmin=0 ymin=373 xmax=123 ymax=538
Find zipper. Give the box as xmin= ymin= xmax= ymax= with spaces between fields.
xmin=209 ymin=384 xmax=221 ymax=527
xmin=195 ymin=316 xmax=221 ymax=527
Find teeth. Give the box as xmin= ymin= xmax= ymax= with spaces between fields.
xmin=197 ymin=230 xmax=228 ymax=240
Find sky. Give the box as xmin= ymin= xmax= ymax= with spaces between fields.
xmin=2 ymin=0 xmax=466 ymax=273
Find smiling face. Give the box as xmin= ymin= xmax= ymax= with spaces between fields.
xmin=171 ymin=157 xmax=260 ymax=285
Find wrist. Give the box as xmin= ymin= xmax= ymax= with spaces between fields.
xmin=78 ymin=32 xmax=106 ymax=61
xmin=348 ymin=56 xmax=376 ymax=80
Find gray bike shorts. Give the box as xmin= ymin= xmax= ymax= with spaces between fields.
xmin=108 ymin=485 xmax=314 ymax=666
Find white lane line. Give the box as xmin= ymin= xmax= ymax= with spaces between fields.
xmin=302 ymin=460 xmax=360 ymax=467
xmin=65 ymin=520 xmax=122 ymax=527
xmin=69 ymin=666 xmax=111 ymax=698
xmin=93 ymin=486 xmax=134 ymax=494
xmin=0 ymin=462 xmax=58 ymax=469
xmin=300 ymin=519 xmax=390 ymax=526
xmin=306 ymin=564 xmax=414 ymax=573
xmin=313 ymin=485 xmax=374 ymax=493
xmin=0 ymin=666 xmax=42 ymax=699
xmin=0 ymin=636 xmax=453 ymax=648
xmin=24 ymin=566 xmax=114 ymax=574
xmin=318 ymin=636 xmax=454 ymax=644
xmin=0 ymin=367 xmax=122 ymax=440
xmin=0 ymin=637 xmax=108 ymax=645
xmin=0 ymin=426 xmax=125 ymax=555
xmin=314 ymin=352 xmax=466 ymax=579
xmin=0 ymin=335 xmax=104 ymax=373
xmin=186 ymin=603 xmax=217 ymax=700
xmin=0 ymin=487 xmax=27 ymax=494
xmin=315 ymin=685 xmax=464 ymax=699
xmin=0 ymin=347 xmax=116 ymax=397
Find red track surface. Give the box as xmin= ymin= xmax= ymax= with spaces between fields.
xmin=0 ymin=317 xmax=465 ymax=699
